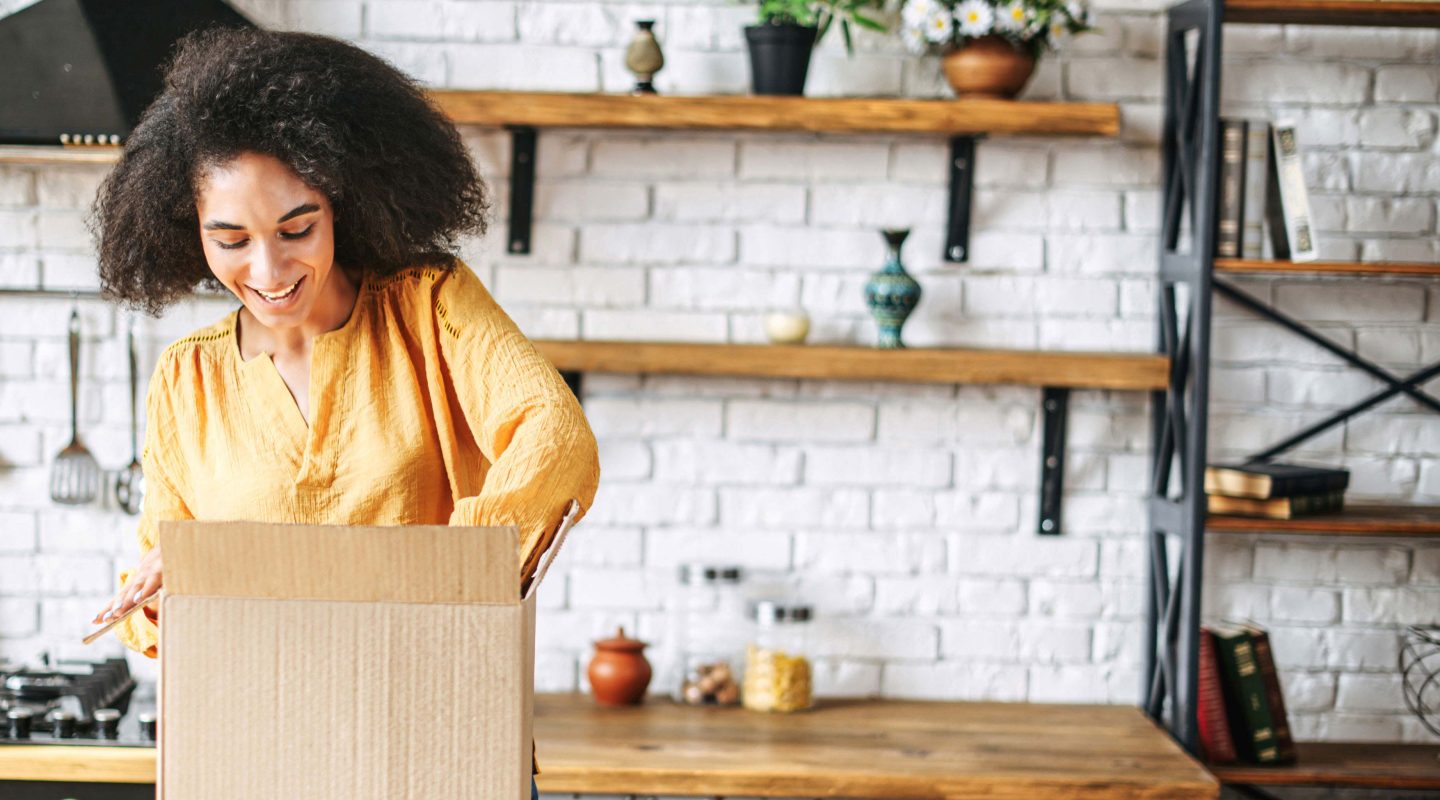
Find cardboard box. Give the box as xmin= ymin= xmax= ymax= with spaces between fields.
xmin=157 ymin=519 xmax=538 ymax=799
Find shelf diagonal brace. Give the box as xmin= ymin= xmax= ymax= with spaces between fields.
xmin=945 ymin=135 xmax=981 ymax=263
xmin=507 ymin=126 xmax=538 ymax=256
xmin=1038 ymin=387 xmax=1070 ymax=535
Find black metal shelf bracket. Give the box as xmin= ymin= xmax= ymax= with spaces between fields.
xmin=507 ymin=126 xmax=538 ymax=255
xmin=1038 ymin=387 xmax=1070 ymax=535
xmin=945 ymin=135 xmax=979 ymax=263
xmin=560 ymin=370 xmax=583 ymax=403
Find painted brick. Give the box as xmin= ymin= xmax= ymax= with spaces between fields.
xmin=652 ymin=183 xmax=805 ymax=224
xmin=534 ymin=181 xmax=649 ymax=221
xmin=794 ymin=531 xmax=943 ymax=573
xmin=1359 ymin=108 xmax=1436 ymax=149
xmin=1064 ymin=57 xmax=1164 ymax=101
xmin=586 ymin=483 xmax=717 ymax=526
xmin=935 ymin=491 xmax=1023 ymax=532
xmin=495 ymin=265 xmax=645 ymax=307
xmin=584 ymin=397 xmax=723 ymax=437
xmin=872 ymin=488 xmax=938 ymax=529
xmin=810 ymin=184 xmax=948 ymax=227
xmin=804 ymin=446 xmax=951 ymax=488
xmin=1223 ymin=61 xmax=1369 ymax=104
xmin=812 ymin=659 xmax=882 ymax=698
xmin=1375 ymin=66 xmax=1440 ymax=103
xmin=727 ymin=400 xmax=874 ymax=442
xmin=644 ymin=528 xmax=791 ymax=570
xmin=1335 ymin=673 xmax=1404 ymax=713
xmin=738 ymin=139 xmax=889 ymax=182
xmin=720 ymin=487 xmax=870 ymax=529
xmin=580 ymin=223 xmax=735 ymax=265
xmin=650 ymin=268 xmax=800 ymax=311
xmin=1270 ymin=587 xmax=1341 ymax=624
xmin=515 ymin=1 xmax=655 ymax=47
xmin=583 ymin=309 xmax=728 ymax=341
xmin=651 ymin=440 xmax=802 ymax=485
xmin=952 ymin=536 xmax=1098 ymax=578
xmin=881 ymin=661 xmax=1028 ymax=701
xmin=447 ymin=43 xmax=598 ymax=91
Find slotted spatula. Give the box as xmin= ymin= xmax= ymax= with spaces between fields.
xmin=49 ymin=308 xmax=101 ymax=505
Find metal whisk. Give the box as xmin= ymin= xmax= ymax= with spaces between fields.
xmin=49 ymin=308 xmax=100 ymax=505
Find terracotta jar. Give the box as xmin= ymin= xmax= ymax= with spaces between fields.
xmin=588 ymin=626 xmax=652 ymax=705
xmin=942 ymin=35 xmax=1036 ymax=99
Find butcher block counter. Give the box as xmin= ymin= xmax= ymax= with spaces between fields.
xmin=0 ymin=693 xmax=1217 ymax=799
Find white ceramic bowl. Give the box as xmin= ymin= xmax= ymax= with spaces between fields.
xmin=763 ymin=311 xmax=810 ymax=345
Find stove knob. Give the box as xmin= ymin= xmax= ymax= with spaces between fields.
xmin=6 ymin=708 xmax=33 ymax=739
xmin=93 ymin=708 xmax=121 ymax=739
xmin=138 ymin=711 xmax=157 ymax=741
xmin=51 ymin=710 xmax=77 ymax=739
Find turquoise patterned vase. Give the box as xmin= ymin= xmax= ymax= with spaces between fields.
xmin=863 ymin=229 xmax=921 ymax=349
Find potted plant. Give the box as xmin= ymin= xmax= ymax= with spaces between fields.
xmin=745 ymin=0 xmax=888 ymax=96
xmin=898 ymin=0 xmax=1092 ymax=98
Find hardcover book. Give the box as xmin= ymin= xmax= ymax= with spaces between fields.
xmin=1240 ymin=623 xmax=1298 ymax=764
xmin=1208 ymin=490 xmax=1345 ymax=519
xmin=1265 ymin=120 xmax=1318 ymax=262
xmin=1208 ymin=624 xmax=1281 ymax=764
xmin=1205 ymin=462 xmax=1350 ymax=499
xmin=1216 ymin=118 xmax=1249 ymax=259
xmin=1198 ymin=627 xmax=1239 ymax=764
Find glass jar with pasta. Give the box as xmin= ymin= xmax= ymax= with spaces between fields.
xmin=742 ymin=601 xmax=813 ymax=713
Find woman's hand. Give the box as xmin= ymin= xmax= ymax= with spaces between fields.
xmin=93 ymin=545 xmax=163 ymax=625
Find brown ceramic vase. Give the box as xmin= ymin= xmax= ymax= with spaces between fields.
xmin=587 ymin=626 xmax=652 ymax=705
xmin=941 ymin=35 xmax=1037 ymax=99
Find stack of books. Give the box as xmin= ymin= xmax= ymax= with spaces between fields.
xmin=1215 ymin=118 xmax=1317 ymax=263
xmin=1205 ymin=462 xmax=1349 ymax=520
xmin=1198 ymin=622 xmax=1297 ymax=766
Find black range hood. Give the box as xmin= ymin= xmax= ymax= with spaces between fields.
xmin=0 ymin=0 xmax=254 ymax=145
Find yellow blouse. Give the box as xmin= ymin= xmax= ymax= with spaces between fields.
xmin=113 ymin=260 xmax=601 ymax=658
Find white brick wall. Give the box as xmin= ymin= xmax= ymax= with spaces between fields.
xmin=1 ymin=0 xmax=1438 ymax=763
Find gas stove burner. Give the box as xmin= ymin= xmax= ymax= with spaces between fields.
xmin=0 ymin=655 xmax=152 ymax=747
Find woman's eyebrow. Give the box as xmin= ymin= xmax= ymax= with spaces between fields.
xmin=202 ymin=202 xmax=321 ymax=231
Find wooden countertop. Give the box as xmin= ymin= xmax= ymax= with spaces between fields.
xmin=0 ymin=694 xmax=1217 ymax=799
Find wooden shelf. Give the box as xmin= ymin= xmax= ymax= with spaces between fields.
xmin=1210 ymin=742 xmax=1440 ymax=789
xmin=429 ymin=91 xmax=1121 ymax=137
xmin=1226 ymin=0 xmax=1440 ymax=26
xmin=1208 ymin=504 xmax=1440 ymax=537
xmin=0 ymin=145 xmax=120 ymax=165
xmin=1215 ymin=258 xmax=1440 ymax=278
xmin=534 ymin=340 xmax=1170 ymax=391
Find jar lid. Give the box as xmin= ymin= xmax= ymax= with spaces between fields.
xmin=679 ymin=563 xmax=744 ymax=586
xmin=593 ymin=626 xmax=647 ymax=652
xmin=752 ymin=600 xmax=813 ymax=625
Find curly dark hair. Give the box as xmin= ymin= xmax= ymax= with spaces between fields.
xmin=93 ymin=27 xmax=489 ymax=315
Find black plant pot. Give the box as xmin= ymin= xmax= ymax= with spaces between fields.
xmin=744 ymin=23 xmax=818 ymax=96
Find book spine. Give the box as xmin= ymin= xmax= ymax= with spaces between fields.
xmin=1197 ymin=628 xmax=1239 ymax=764
xmin=1215 ymin=119 xmax=1248 ymax=259
xmin=1212 ymin=629 xmax=1280 ymax=763
xmin=1272 ymin=120 xmax=1318 ymax=262
xmin=1241 ymin=122 xmax=1269 ymax=259
xmin=1263 ymin=123 xmax=1289 ymax=260
xmin=1267 ymin=472 xmax=1350 ymax=497
xmin=1247 ymin=629 xmax=1298 ymax=763
xmin=1290 ymin=490 xmax=1344 ymax=515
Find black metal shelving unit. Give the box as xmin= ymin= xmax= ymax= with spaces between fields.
xmin=1145 ymin=0 xmax=1440 ymax=782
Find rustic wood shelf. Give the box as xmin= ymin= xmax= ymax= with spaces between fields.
xmin=1208 ymin=504 xmax=1440 ymax=537
xmin=0 ymin=144 xmax=120 ymax=165
xmin=430 ymin=91 xmax=1121 ymax=137
xmin=1215 ymin=258 xmax=1440 ymax=278
xmin=534 ymin=340 xmax=1170 ymax=391
xmin=1210 ymin=742 xmax=1440 ymax=789
xmin=1226 ymin=0 xmax=1440 ymax=26
xmin=0 ymin=695 xmax=1217 ymax=797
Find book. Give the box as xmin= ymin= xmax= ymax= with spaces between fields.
xmin=1197 ymin=627 xmax=1239 ymax=764
xmin=1239 ymin=623 xmax=1298 ymax=764
xmin=1241 ymin=121 xmax=1271 ymax=260
xmin=1208 ymin=624 xmax=1281 ymax=764
xmin=1215 ymin=118 xmax=1249 ymax=259
xmin=1208 ymin=490 xmax=1345 ymax=519
xmin=1205 ymin=462 xmax=1350 ymax=499
xmin=1265 ymin=120 xmax=1318 ymax=262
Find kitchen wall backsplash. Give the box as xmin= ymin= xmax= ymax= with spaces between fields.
xmin=2 ymin=0 xmax=1439 ymax=747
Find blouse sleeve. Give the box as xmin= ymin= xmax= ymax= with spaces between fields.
xmin=112 ymin=356 xmax=194 ymax=659
xmin=434 ymin=262 xmax=600 ymax=583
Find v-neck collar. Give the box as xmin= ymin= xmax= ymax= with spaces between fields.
xmin=228 ymin=272 xmax=367 ymax=486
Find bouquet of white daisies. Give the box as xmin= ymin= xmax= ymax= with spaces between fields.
xmin=899 ymin=0 xmax=1091 ymax=55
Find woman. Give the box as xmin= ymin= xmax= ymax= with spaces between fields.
xmin=88 ymin=27 xmax=599 ymax=796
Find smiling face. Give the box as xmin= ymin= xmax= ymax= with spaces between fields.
xmin=195 ymin=151 xmax=342 ymax=333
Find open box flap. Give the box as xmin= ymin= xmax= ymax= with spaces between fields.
xmin=159 ymin=520 xmax=520 ymax=604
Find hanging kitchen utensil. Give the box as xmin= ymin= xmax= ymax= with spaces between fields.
xmin=114 ymin=315 xmax=143 ymax=515
xmin=49 ymin=307 xmax=101 ymax=505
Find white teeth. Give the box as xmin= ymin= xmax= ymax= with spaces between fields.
xmin=254 ymin=279 xmax=301 ymax=302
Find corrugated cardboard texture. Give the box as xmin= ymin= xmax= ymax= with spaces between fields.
xmin=160 ymin=520 xmax=520 ymax=603
xmin=161 ymin=596 xmax=535 ymax=799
